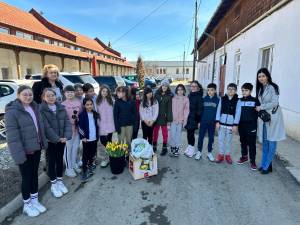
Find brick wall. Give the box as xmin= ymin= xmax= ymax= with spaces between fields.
xmin=198 ymin=0 xmax=283 ymax=59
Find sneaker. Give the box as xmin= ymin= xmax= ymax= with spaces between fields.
xmin=88 ymin=167 xmax=95 ymax=176
xmin=160 ymin=144 xmax=168 ymax=156
xmin=225 ymin=155 xmax=233 ymax=164
xmin=51 ymin=183 xmax=63 ymax=198
xmin=195 ymin=151 xmax=202 ymax=160
xmin=100 ymin=160 xmax=109 ymax=168
xmin=65 ymin=168 xmax=76 ymax=178
xmin=91 ymin=163 xmax=97 ymax=171
xmin=215 ymin=154 xmax=224 ymax=163
xmin=169 ymin=147 xmax=175 ymax=157
xmin=73 ymin=165 xmax=82 ymax=173
xmin=174 ymin=147 xmax=179 ymax=157
xmin=31 ymin=200 xmax=47 ymax=213
xmin=207 ymin=153 xmax=215 ymax=162
xmin=250 ymin=163 xmax=257 ymax=171
xmin=237 ymin=156 xmax=248 ymax=165
xmin=23 ymin=202 xmax=40 ymax=217
xmin=81 ymin=172 xmax=91 ymax=182
xmin=184 ymin=145 xmax=196 ymax=158
xmin=57 ymin=181 xmax=68 ymax=195
xmin=77 ymin=160 xmax=83 ymax=167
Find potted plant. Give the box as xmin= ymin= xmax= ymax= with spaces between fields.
xmin=106 ymin=142 xmax=128 ymax=174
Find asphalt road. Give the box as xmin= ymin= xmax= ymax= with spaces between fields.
xmin=6 ymin=131 xmax=300 ymax=225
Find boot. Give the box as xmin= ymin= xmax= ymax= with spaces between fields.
xmin=160 ymin=143 xmax=168 ymax=156
xmin=268 ymin=162 xmax=273 ymax=172
xmin=153 ymin=143 xmax=157 ymax=153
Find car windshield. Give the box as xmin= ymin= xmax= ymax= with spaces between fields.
xmin=94 ymin=77 xmax=116 ymax=85
xmin=32 ymin=75 xmax=41 ymax=80
xmin=62 ymin=75 xmax=83 ymax=84
xmin=80 ymin=75 xmax=97 ymax=84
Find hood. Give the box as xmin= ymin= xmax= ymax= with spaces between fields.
xmin=5 ymin=99 xmax=38 ymax=113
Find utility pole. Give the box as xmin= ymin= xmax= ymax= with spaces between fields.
xmin=192 ymin=0 xmax=198 ymax=81
xmin=183 ymin=47 xmax=186 ymax=80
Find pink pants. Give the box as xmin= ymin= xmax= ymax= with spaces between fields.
xmin=153 ymin=125 xmax=168 ymax=144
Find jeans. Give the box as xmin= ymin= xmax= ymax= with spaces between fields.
xmin=153 ymin=125 xmax=168 ymax=144
xmin=218 ymin=127 xmax=233 ymax=155
xmin=198 ymin=122 xmax=215 ymax=152
xmin=65 ymin=132 xmax=80 ymax=170
xmin=18 ymin=151 xmax=41 ymax=200
xmin=261 ymin=123 xmax=277 ymax=170
xmin=170 ymin=122 xmax=183 ymax=148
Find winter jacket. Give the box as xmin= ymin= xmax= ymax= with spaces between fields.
xmin=201 ymin=95 xmax=220 ymax=123
xmin=172 ymin=95 xmax=189 ymax=126
xmin=32 ymin=77 xmax=63 ymax=104
xmin=234 ymin=95 xmax=260 ymax=125
xmin=139 ymin=101 xmax=159 ymax=122
xmin=113 ymin=98 xmax=137 ymax=133
xmin=97 ymin=99 xmax=115 ymax=136
xmin=257 ymin=84 xmax=286 ymax=143
xmin=154 ymin=91 xmax=173 ymax=125
xmin=61 ymin=99 xmax=82 ymax=134
xmin=5 ymin=100 xmax=48 ymax=165
xmin=39 ymin=102 xmax=72 ymax=143
xmin=185 ymin=91 xmax=203 ymax=130
xmin=215 ymin=94 xmax=239 ymax=127
xmin=78 ymin=110 xmax=99 ymax=140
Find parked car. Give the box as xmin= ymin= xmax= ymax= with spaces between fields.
xmin=145 ymin=77 xmax=157 ymax=88
xmin=122 ymin=74 xmax=138 ymax=82
xmin=0 ymin=80 xmax=18 ymax=139
xmin=25 ymin=73 xmax=74 ymax=87
xmin=93 ymin=76 xmax=126 ymax=93
xmin=122 ymin=78 xmax=139 ymax=89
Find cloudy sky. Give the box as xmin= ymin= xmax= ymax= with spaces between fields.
xmin=6 ymin=0 xmax=220 ymax=61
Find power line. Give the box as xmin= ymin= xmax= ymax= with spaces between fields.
xmin=112 ymin=0 xmax=169 ymax=45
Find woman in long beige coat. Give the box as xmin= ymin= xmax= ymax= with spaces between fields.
xmin=256 ymin=68 xmax=286 ymax=174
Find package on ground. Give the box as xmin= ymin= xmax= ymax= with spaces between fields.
xmin=129 ymin=154 xmax=158 ymax=180
xmin=131 ymin=138 xmax=153 ymax=159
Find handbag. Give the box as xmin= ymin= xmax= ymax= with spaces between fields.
xmin=258 ymin=110 xmax=271 ymax=122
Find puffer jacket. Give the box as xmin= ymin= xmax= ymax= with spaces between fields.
xmin=185 ymin=91 xmax=203 ymax=130
xmin=39 ymin=102 xmax=72 ymax=143
xmin=154 ymin=91 xmax=173 ymax=125
xmin=5 ymin=100 xmax=48 ymax=165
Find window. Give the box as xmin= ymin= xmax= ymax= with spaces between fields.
xmin=176 ymin=68 xmax=179 ymax=74
xmin=234 ymin=52 xmax=241 ymax=86
xmin=44 ymin=38 xmax=50 ymax=44
xmin=186 ymin=68 xmax=189 ymax=74
xmin=0 ymin=26 xmax=9 ymax=34
xmin=1 ymin=68 xmax=9 ymax=79
xmin=53 ymin=40 xmax=59 ymax=46
xmin=58 ymin=42 xmax=64 ymax=47
xmin=163 ymin=69 xmax=166 ymax=74
xmin=160 ymin=69 xmax=162 ymax=74
xmin=0 ymin=85 xmax=14 ymax=97
xmin=260 ymin=46 xmax=274 ymax=72
xmin=156 ymin=69 xmax=159 ymax=74
xmin=16 ymin=31 xmax=33 ymax=40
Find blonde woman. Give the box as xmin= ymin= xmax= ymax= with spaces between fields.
xmin=32 ymin=64 xmax=63 ymax=104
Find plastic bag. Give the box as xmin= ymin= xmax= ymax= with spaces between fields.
xmin=131 ymin=138 xmax=153 ymax=159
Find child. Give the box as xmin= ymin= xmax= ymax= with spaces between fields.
xmin=78 ymin=98 xmax=99 ymax=182
xmin=96 ymin=85 xmax=115 ymax=168
xmin=113 ymin=86 xmax=137 ymax=151
xmin=39 ymin=88 xmax=72 ymax=198
xmin=170 ymin=84 xmax=189 ymax=157
xmin=131 ymin=87 xmax=141 ymax=140
xmin=74 ymin=83 xmax=84 ymax=102
xmin=234 ymin=83 xmax=261 ymax=170
xmin=184 ymin=81 xmax=203 ymax=157
xmin=139 ymin=86 xmax=159 ymax=145
xmin=215 ymin=83 xmax=239 ymax=164
xmin=5 ymin=86 xmax=48 ymax=217
xmin=82 ymin=83 xmax=97 ymax=111
xmin=153 ymin=79 xmax=173 ymax=156
xmin=195 ymin=83 xmax=219 ymax=162
xmin=62 ymin=85 xmax=82 ymax=177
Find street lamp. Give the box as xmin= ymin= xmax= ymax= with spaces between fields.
xmin=204 ymin=32 xmax=216 ymax=83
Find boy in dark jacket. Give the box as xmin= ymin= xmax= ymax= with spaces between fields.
xmin=215 ymin=83 xmax=239 ymax=164
xmin=196 ymin=83 xmax=219 ymax=162
xmin=234 ymin=83 xmax=260 ymax=170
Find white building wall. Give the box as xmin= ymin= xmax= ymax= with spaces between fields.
xmin=197 ymin=0 xmax=300 ymax=141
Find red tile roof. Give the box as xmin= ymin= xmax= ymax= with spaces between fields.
xmin=0 ymin=2 xmax=133 ymax=68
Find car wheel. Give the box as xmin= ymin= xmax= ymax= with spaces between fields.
xmin=0 ymin=115 xmax=6 ymax=140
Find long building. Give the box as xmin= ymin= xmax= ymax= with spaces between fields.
xmin=196 ymin=0 xmax=300 ymax=141
xmin=0 ymin=2 xmax=134 ymax=80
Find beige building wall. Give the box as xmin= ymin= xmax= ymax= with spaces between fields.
xmin=64 ymin=58 xmax=79 ymax=72
xmin=45 ymin=55 xmax=62 ymax=71
xmin=19 ymin=51 xmax=43 ymax=78
xmin=0 ymin=48 xmax=17 ymax=79
xmin=106 ymin=64 xmax=112 ymax=76
xmin=80 ymin=60 xmax=90 ymax=73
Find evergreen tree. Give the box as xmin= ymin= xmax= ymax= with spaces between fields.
xmin=136 ymin=55 xmax=145 ymax=88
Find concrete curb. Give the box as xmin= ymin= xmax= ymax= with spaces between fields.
xmin=0 ymin=172 xmax=49 ymax=223
xmin=276 ymin=152 xmax=300 ymax=184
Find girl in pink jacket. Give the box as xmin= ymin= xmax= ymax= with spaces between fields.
xmin=139 ymin=87 xmax=159 ymax=146
xmin=96 ymin=85 xmax=115 ymax=168
xmin=62 ymin=85 xmax=83 ymax=177
xmin=170 ymin=84 xmax=189 ymax=156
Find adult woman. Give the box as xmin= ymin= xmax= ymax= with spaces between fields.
xmin=32 ymin=64 xmax=63 ymax=104
xmin=5 ymin=86 xmax=48 ymax=217
xmin=256 ymin=68 xmax=286 ymax=174
xmin=184 ymin=81 xmax=203 ymax=157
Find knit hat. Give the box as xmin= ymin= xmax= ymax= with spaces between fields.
xmin=144 ymin=86 xmax=152 ymax=95
xmin=161 ymin=78 xmax=170 ymax=87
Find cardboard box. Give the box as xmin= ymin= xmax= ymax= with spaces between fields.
xmin=129 ymin=154 xmax=158 ymax=180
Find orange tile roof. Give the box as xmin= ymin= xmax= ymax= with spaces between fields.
xmin=0 ymin=2 xmax=133 ymax=67
xmin=0 ymin=33 xmax=134 ymax=67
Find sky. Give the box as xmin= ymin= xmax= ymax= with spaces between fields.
xmin=5 ymin=0 xmax=221 ymax=61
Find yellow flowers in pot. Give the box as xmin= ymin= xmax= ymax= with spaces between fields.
xmin=106 ymin=142 xmax=128 ymax=158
